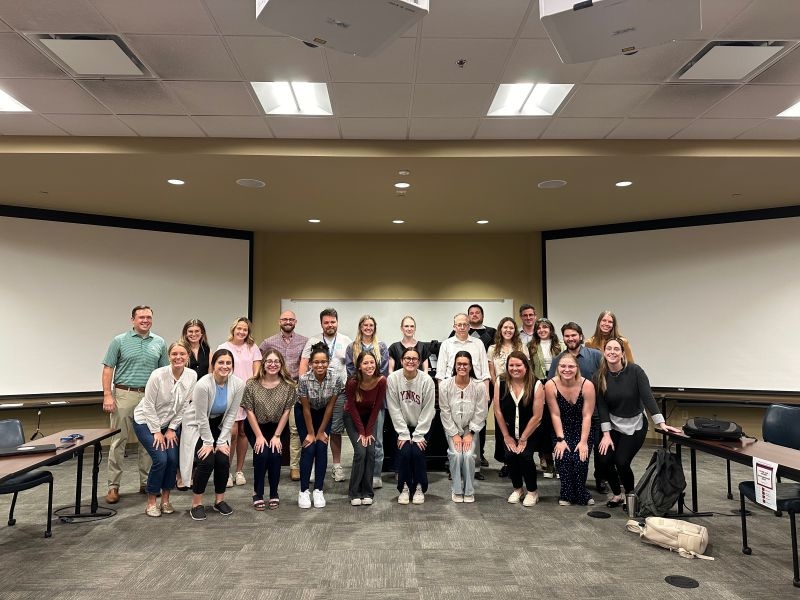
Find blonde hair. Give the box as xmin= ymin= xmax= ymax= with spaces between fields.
xmin=352 ymin=315 xmax=383 ymax=371
xmin=228 ymin=317 xmax=255 ymax=347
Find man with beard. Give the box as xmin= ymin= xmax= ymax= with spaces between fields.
xmin=259 ymin=310 xmax=308 ymax=481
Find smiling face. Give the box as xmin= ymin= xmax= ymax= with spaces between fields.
xmin=536 ymin=322 xmax=552 ymax=341
xmin=604 ymin=339 xmax=623 ymax=367
xmin=401 ymin=317 xmax=416 ymax=338
xmin=520 ymin=307 xmax=536 ymax=329
xmin=279 ymin=311 xmax=296 ymax=334
xmin=500 ymin=320 xmax=516 ymax=341
xmin=402 ymin=350 xmax=420 ymax=374
xmin=599 ymin=313 xmax=615 ymax=335
xmin=454 ymin=355 xmax=472 ymax=378
xmin=310 ymin=350 xmax=329 ymax=378
xmin=233 ymin=320 xmax=249 ymax=343
xmin=453 ymin=314 xmax=470 ymax=340
xmin=131 ymin=308 xmax=153 ymax=335
xmin=506 ymin=357 xmax=527 ymax=381
xmin=360 ymin=318 xmax=375 ymax=339
xmin=321 ymin=315 xmax=338 ymax=337
xmin=263 ymin=352 xmax=282 ymax=376
xmin=169 ymin=344 xmax=189 ymax=369
xmin=185 ymin=325 xmax=202 ymax=344
xmin=563 ymin=328 xmax=582 ymax=351
xmin=359 ymin=353 xmax=377 ymax=378
xmin=212 ymin=354 xmax=233 ymax=379
xmin=557 ymin=355 xmax=578 ymax=382
xmin=468 ymin=306 xmax=483 ymax=326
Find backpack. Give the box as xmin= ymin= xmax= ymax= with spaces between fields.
xmin=683 ymin=417 xmax=743 ymax=441
xmin=633 ymin=447 xmax=686 ymax=517
xmin=626 ymin=517 xmax=713 ymax=560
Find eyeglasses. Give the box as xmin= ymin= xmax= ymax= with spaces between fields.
xmin=455 ymin=363 xmax=470 ymax=369
xmin=264 ymin=359 xmax=281 ymax=365
xmin=279 ymin=318 xmax=296 ymax=322
xmin=403 ymin=357 xmax=419 ymax=363
xmin=311 ymin=360 xmax=329 ymax=366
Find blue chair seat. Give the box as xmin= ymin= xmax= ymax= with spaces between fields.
xmin=0 ymin=469 xmax=53 ymax=492
xmin=739 ymin=481 xmax=800 ymax=509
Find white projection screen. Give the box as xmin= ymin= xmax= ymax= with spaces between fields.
xmin=0 ymin=211 xmax=251 ymax=397
xmin=545 ymin=214 xmax=800 ymax=392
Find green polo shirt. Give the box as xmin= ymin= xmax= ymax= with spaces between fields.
xmin=102 ymin=329 xmax=168 ymax=388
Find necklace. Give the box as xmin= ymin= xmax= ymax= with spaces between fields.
xmin=609 ymin=365 xmax=625 ymax=377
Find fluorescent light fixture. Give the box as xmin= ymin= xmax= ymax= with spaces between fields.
xmin=0 ymin=89 xmax=30 ymax=112
xmin=615 ymin=181 xmax=633 ymax=187
xmin=476 ymin=220 xmax=489 ymax=225
xmin=308 ymin=219 xmax=321 ymax=223
xmin=394 ymin=182 xmax=411 ymax=189
xmin=392 ymin=219 xmax=405 ymax=224
xmin=167 ymin=179 xmax=185 ymax=186
xmin=676 ymin=41 xmax=793 ymax=82
xmin=251 ymin=82 xmax=332 ymax=115
xmin=778 ymin=100 xmax=800 ymax=118
xmin=488 ymin=83 xmax=573 ymax=116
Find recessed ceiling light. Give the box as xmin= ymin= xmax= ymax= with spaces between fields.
xmin=615 ymin=181 xmax=633 ymax=187
xmin=398 ymin=169 xmax=410 ymax=176
xmin=251 ymin=81 xmax=332 ymax=116
xmin=488 ymin=83 xmax=573 ymax=116
xmin=236 ymin=178 xmax=266 ymax=188
xmin=476 ymin=220 xmax=489 ymax=225
xmin=35 ymin=35 xmax=145 ymax=77
xmin=778 ymin=100 xmax=800 ymax=117
xmin=308 ymin=219 xmax=321 ymax=224
xmin=167 ymin=179 xmax=185 ymax=186
xmin=0 ymin=89 xmax=31 ymax=112
xmin=392 ymin=219 xmax=405 ymax=224
xmin=538 ymin=179 xmax=567 ymax=189
xmin=394 ymin=182 xmax=410 ymax=189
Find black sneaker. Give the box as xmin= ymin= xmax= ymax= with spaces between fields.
xmin=475 ymin=472 xmax=486 ymax=480
xmin=498 ymin=465 xmax=509 ymax=478
xmin=190 ymin=505 xmax=206 ymax=521
xmin=480 ymin=456 xmax=489 ymax=468
xmin=213 ymin=501 xmax=234 ymax=516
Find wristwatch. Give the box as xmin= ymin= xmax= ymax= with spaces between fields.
xmin=555 ymin=436 xmax=565 ymax=442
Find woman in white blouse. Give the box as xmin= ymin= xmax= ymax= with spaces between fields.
xmin=438 ymin=351 xmax=488 ymax=503
xmin=133 ymin=341 xmax=197 ymax=517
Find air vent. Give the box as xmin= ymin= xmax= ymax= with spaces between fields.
xmin=672 ymin=41 xmax=797 ymax=83
xmin=27 ymin=34 xmax=152 ymax=78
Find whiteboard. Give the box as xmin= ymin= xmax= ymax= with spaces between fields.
xmin=545 ymin=216 xmax=800 ymax=392
xmin=0 ymin=214 xmax=250 ymax=396
xmin=281 ymin=299 xmax=515 ymax=344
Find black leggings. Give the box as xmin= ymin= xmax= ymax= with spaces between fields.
xmin=192 ymin=415 xmax=230 ymax=496
xmin=595 ymin=419 xmax=648 ymax=495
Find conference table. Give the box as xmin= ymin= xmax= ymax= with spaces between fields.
xmin=664 ymin=430 xmax=800 ymax=515
xmin=0 ymin=428 xmax=118 ymax=522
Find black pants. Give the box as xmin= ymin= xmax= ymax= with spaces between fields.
xmin=244 ymin=420 xmax=281 ymax=501
xmin=504 ymin=441 xmax=537 ymax=491
xmin=595 ymin=419 xmax=648 ymax=495
xmin=192 ymin=415 xmax=230 ymax=496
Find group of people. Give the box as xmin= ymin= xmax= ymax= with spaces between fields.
xmin=100 ymin=303 xmax=679 ymax=519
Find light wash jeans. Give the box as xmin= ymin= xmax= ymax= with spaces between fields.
xmin=373 ymin=408 xmax=385 ymax=478
xmin=446 ymin=433 xmax=478 ymax=496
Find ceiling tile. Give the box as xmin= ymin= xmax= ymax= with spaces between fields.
xmin=205 ymin=0 xmax=285 ymax=36
xmin=0 ymin=114 xmax=67 ymax=135
xmin=327 ymin=38 xmax=416 ymax=83
xmin=503 ymin=39 xmax=595 ymax=84
xmin=519 ymin=3 xmax=550 ymax=39
xmin=339 ymin=118 xmax=408 ymax=139
xmin=672 ymin=118 xmax=765 ymax=139
xmin=42 ymin=114 xmax=136 ymax=136
xmin=736 ymin=118 xmax=800 ymax=140
xmin=125 ymin=35 xmax=241 ymax=80
xmin=226 ymin=36 xmax=328 ymax=82
xmin=164 ymin=81 xmax=260 ymax=115
xmin=704 ymin=85 xmax=800 ymax=118
xmin=585 ymin=41 xmax=705 ymax=84
xmin=0 ymin=19 xmax=10 ymax=32
xmin=266 ymin=116 xmax=340 ymax=139
xmin=559 ymin=84 xmax=656 ymax=118
xmin=475 ymin=117 xmax=549 ymax=139
xmin=81 ymin=80 xmax=185 ymax=114
xmin=92 ymin=0 xmax=217 ymax=34
xmin=118 ymin=115 xmax=206 ymax=136
xmin=541 ymin=118 xmax=621 ymax=139
xmin=0 ymin=33 xmax=66 ymax=77
xmin=330 ymin=83 xmax=411 ymax=118
xmin=409 ymin=118 xmax=479 ymax=139
xmin=606 ymin=118 xmax=694 ymax=139
xmin=417 ymin=38 xmax=513 ymax=84
xmin=411 ymin=83 xmax=495 ymax=117
xmin=0 ymin=0 xmax=112 ymax=32
xmin=689 ymin=0 xmax=754 ymax=39
xmin=752 ymin=47 xmax=800 ymax=85
xmin=720 ymin=0 xmax=800 ymax=39
xmin=631 ymin=84 xmax=738 ymax=118
xmin=0 ymin=79 xmax=108 ymax=114
xmin=421 ymin=0 xmax=530 ymax=39
xmin=193 ymin=115 xmax=273 ymax=137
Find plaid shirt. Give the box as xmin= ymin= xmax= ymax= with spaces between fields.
xmin=259 ymin=331 xmax=308 ymax=380
xmin=297 ymin=368 xmax=344 ymax=410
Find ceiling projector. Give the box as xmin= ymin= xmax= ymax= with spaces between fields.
xmin=256 ymin=0 xmax=429 ymax=57
xmin=540 ymin=0 xmax=702 ymax=64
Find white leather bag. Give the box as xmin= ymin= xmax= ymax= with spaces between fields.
xmin=626 ymin=517 xmax=714 ymax=560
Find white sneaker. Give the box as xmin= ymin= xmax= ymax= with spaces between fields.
xmin=412 ymin=485 xmax=425 ymax=505
xmin=507 ymin=489 xmax=523 ymax=504
xmin=312 ymin=489 xmax=326 ymax=508
xmin=587 ymin=498 xmax=596 ymax=506
xmin=558 ymin=499 xmax=572 ymax=506
xmin=298 ymin=490 xmax=311 ymax=509
xmin=543 ymin=471 xmax=554 ymax=479
xmin=372 ymin=476 xmax=383 ymax=489
xmin=361 ymin=497 xmax=373 ymax=506
xmin=452 ymin=492 xmax=464 ymax=503
xmin=226 ymin=473 xmax=233 ymax=488
xmin=398 ymin=485 xmax=410 ymax=505
xmin=350 ymin=497 xmax=362 ymax=506
xmin=332 ymin=463 xmax=345 ymax=482
xmin=463 ymin=495 xmax=475 ymax=503
xmin=235 ymin=471 xmax=246 ymax=486
xmin=522 ymin=491 xmax=539 ymax=507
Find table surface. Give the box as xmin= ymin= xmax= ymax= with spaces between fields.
xmin=0 ymin=428 xmax=117 ymax=484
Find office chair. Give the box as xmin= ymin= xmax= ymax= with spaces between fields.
xmin=738 ymin=404 xmax=800 ymax=588
xmin=0 ymin=419 xmax=54 ymax=538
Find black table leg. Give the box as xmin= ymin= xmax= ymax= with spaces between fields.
xmin=726 ymin=459 xmax=733 ymax=500
xmin=690 ymin=448 xmax=699 ymax=513
xmin=55 ymin=442 xmax=115 ymax=522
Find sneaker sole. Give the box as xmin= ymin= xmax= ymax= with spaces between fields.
xmin=212 ymin=507 xmax=233 ymax=516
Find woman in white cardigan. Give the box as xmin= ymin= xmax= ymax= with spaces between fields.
xmin=133 ymin=341 xmax=197 ymax=517
xmin=180 ymin=348 xmax=245 ymax=521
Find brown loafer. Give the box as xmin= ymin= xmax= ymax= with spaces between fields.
xmin=105 ymin=488 xmax=120 ymax=504
xmin=290 ymin=468 xmax=300 ymax=482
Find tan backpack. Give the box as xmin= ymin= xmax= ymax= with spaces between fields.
xmin=626 ymin=517 xmax=714 ymax=560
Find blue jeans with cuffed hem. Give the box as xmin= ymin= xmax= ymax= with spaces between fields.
xmin=133 ymin=421 xmax=179 ymax=495
xmin=295 ymin=403 xmax=331 ymax=492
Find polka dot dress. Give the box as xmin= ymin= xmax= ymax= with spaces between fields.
xmin=553 ymin=381 xmax=595 ymax=505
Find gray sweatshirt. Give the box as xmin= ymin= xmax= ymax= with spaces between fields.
xmin=386 ymin=369 xmax=436 ymax=443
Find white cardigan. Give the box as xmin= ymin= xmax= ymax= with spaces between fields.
xmin=133 ymin=365 xmax=197 ymax=433
xmin=179 ymin=373 xmax=244 ymax=484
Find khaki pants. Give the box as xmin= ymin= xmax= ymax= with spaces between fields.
xmin=107 ymin=388 xmax=151 ymax=489
xmin=289 ymin=406 xmax=300 ymax=470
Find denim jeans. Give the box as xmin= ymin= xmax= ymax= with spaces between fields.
xmin=446 ymin=433 xmax=478 ymax=496
xmin=396 ymin=428 xmax=431 ymax=493
xmin=295 ymin=403 xmax=331 ymax=492
xmin=133 ymin=421 xmax=179 ymax=495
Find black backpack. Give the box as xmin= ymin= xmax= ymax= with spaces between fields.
xmin=634 ymin=447 xmax=686 ymax=517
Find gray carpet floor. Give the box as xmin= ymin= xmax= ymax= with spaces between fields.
xmin=0 ymin=441 xmax=797 ymax=599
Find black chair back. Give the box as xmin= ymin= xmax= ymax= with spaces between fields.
xmin=763 ymin=404 xmax=800 ymax=450
xmin=0 ymin=419 xmax=24 ymax=447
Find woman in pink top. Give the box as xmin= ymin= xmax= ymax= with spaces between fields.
xmin=217 ymin=317 xmax=262 ymax=488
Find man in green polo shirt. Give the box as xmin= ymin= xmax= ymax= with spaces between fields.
xmin=102 ymin=305 xmax=168 ymax=504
